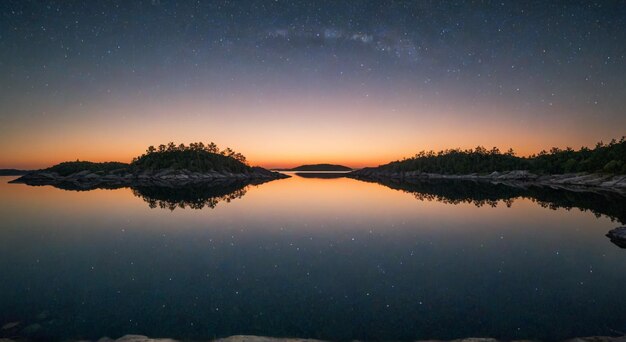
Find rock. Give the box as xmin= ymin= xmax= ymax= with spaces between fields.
xmin=1 ymin=321 xmax=19 ymax=330
xmin=348 ymin=170 xmax=626 ymax=194
xmin=50 ymin=335 xmax=626 ymax=342
xmin=214 ymin=336 xmax=324 ymax=342
xmin=9 ymin=166 xmax=288 ymax=190
xmin=607 ymin=226 xmax=626 ymax=248
xmin=115 ymin=335 xmax=178 ymax=342
xmin=97 ymin=338 xmax=115 ymax=342
xmin=72 ymin=170 xmax=92 ymax=177
xmin=601 ymin=175 xmax=626 ymax=188
xmin=496 ymin=170 xmax=538 ymax=180
xmin=565 ymin=336 xmax=626 ymax=342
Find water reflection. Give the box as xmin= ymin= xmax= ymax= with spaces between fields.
xmin=353 ymin=178 xmax=626 ymax=224
xmin=294 ymin=172 xmax=348 ymax=179
xmin=131 ymin=181 xmax=256 ymax=210
xmin=1 ymin=176 xmax=626 ymax=341
xmin=13 ymin=178 xmax=278 ymax=211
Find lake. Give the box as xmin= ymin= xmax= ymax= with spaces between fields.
xmin=1 ymin=173 xmax=625 ymax=341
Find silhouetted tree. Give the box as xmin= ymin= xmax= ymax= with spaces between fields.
xmin=206 ymin=142 xmax=219 ymax=153
xmin=377 ymin=137 xmax=626 ymax=175
xmin=131 ymin=142 xmax=251 ymax=173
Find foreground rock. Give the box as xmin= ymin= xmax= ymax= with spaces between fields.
xmin=97 ymin=335 xmax=178 ymax=342
xmin=607 ymin=226 xmax=626 ymax=248
xmin=2 ymin=335 xmax=625 ymax=342
xmin=214 ymin=336 xmax=324 ymax=342
xmin=9 ymin=167 xmax=288 ymax=189
xmin=349 ymin=169 xmax=626 ymax=194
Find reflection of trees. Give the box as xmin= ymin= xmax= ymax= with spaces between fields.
xmin=356 ymin=178 xmax=626 ymax=223
xmin=20 ymin=178 xmax=274 ymax=210
xmin=130 ymin=179 xmax=270 ymax=210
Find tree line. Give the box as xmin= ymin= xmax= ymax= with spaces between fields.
xmin=138 ymin=141 xmax=247 ymax=164
xmin=379 ymin=137 xmax=626 ymax=174
xmin=42 ymin=142 xmax=251 ymax=175
xmin=130 ymin=142 xmax=250 ymax=173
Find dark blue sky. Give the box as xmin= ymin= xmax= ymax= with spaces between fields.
xmin=1 ymin=1 xmax=625 ymax=168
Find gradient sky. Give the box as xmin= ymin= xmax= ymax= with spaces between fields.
xmin=1 ymin=1 xmax=625 ymax=169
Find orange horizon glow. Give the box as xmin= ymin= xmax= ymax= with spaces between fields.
xmin=1 ymin=134 xmax=622 ymax=171
xmin=1 ymin=91 xmax=624 ymax=170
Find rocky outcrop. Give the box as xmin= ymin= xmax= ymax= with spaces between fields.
xmin=349 ymin=169 xmax=626 ymax=194
xmin=565 ymin=337 xmax=626 ymax=342
xmin=607 ymin=226 xmax=626 ymax=248
xmin=214 ymin=336 xmax=324 ymax=342
xmin=1 ymin=335 xmax=625 ymax=342
xmin=97 ymin=335 xmax=179 ymax=342
xmin=9 ymin=167 xmax=288 ymax=189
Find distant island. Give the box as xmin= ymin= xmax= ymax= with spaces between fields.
xmin=0 ymin=169 xmax=31 ymax=176
xmin=10 ymin=142 xmax=287 ymax=189
xmin=278 ymin=164 xmax=352 ymax=171
xmin=350 ymin=137 xmax=626 ymax=193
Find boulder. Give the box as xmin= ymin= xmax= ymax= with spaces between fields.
xmin=114 ymin=335 xmax=178 ymax=342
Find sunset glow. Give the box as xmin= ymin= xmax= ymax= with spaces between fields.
xmin=1 ymin=2 xmax=625 ymax=169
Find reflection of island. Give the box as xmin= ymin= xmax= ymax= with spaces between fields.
xmin=294 ymin=172 xmax=348 ymax=179
xmin=276 ymin=164 xmax=352 ymax=171
xmin=11 ymin=177 xmax=275 ymax=210
xmin=131 ymin=180 xmax=265 ymax=210
xmin=355 ymin=178 xmax=626 ymax=224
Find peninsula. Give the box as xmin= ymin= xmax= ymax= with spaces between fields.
xmin=350 ymin=138 xmax=626 ymax=194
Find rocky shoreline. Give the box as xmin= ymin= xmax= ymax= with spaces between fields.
xmin=1 ymin=334 xmax=626 ymax=342
xmin=8 ymin=167 xmax=288 ymax=189
xmin=349 ymin=169 xmax=626 ymax=194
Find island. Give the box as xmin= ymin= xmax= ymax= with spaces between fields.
xmin=349 ymin=138 xmax=626 ymax=194
xmin=10 ymin=142 xmax=288 ymax=189
xmin=278 ymin=164 xmax=352 ymax=171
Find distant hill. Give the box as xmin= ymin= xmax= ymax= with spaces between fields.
xmin=286 ymin=164 xmax=352 ymax=171
xmin=0 ymin=169 xmax=31 ymax=176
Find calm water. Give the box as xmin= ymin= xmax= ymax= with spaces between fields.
xmin=1 ymin=174 xmax=625 ymax=341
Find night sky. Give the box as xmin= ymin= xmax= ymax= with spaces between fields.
xmin=1 ymin=1 xmax=625 ymax=169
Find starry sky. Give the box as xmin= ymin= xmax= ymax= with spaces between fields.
xmin=1 ymin=1 xmax=625 ymax=169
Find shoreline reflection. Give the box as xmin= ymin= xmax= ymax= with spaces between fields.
xmin=353 ymin=178 xmax=626 ymax=224
xmin=131 ymin=180 xmax=259 ymax=210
